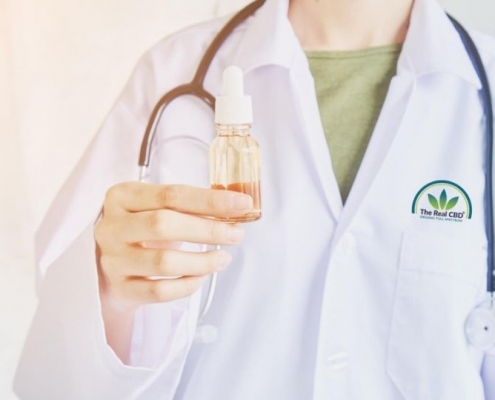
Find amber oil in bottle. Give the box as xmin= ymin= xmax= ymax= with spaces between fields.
xmin=210 ymin=66 xmax=261 ymax=222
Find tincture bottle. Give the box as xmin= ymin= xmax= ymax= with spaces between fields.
xmin=210 ymin=66 xmax=261 ymax=222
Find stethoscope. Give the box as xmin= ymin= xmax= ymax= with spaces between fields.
xmin=448 ymin=17 xmax=495 ymax=354
xmin=136 ymin=0 xmax=495 ymax=351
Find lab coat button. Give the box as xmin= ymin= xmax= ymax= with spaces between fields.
xmin=195 ymin=324 xmax=218 ymax=343
xmin=338 ymin=234 xmax=356 ymax=256
xmin=325 ymin=351 xmax=349 ymax=374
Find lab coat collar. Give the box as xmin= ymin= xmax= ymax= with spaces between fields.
xmin=398 ymin=0 xmax=481 ymax=88
xmin=232 ymin=0 xmax=298 ymax=73
xmin=233 ymin=0 xmax=481 ymax=88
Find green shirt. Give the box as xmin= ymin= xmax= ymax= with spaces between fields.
xmin=306 ymin=45 xmax=401 ymax=203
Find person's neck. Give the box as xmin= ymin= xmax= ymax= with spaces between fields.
xmin=288 ymin=0 xmax=414 ymax=51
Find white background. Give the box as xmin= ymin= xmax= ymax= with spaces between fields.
xmin=1 ymin=0 xmax=493 ymax=398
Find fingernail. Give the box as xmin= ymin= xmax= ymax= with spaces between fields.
xmin=216 ymin=252 xmax=232 ymax=269
xmin=228 ymin=226 xmax=245 ymax=243
xmin=232 ymin=195 xmax=253 ymax=210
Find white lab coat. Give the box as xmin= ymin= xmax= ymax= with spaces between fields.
xmin=14 ymin=0 xmax=495 ymax=398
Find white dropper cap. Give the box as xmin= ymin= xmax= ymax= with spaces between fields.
xmin=215 ymin=65 xmax=253 ymax=125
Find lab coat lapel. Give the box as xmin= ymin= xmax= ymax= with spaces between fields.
xmin=234 ymin=0 xmax=344 ymax=220
xmin=289 ymin=50 xmax=344 ymax=221
xmin=332 ymin=74 xmax=416 ymax=242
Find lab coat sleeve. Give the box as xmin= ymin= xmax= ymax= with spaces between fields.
xmin=14 ymin=31 xmax=207 ymax=400
xmin=15 ymin=222 xmax=200 ymax=400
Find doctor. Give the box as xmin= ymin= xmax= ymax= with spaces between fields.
xmin=15 ymin=0 xmax=495 ymax=398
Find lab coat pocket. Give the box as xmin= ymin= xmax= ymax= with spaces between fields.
xmin=387 ymin=230 xmax=486 ymax=400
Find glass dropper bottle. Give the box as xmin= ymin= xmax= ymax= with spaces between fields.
xmin=210 ymin=65 xmax=262 ymax=221
xmin=197 ymin=66 xmax=262 ymax=336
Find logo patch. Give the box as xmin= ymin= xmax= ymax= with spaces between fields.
xmin=411 ymin=180 xmax=472 ymax=222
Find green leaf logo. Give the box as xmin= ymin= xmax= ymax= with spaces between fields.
xmin=445 ymin=196 xmax=459 ymax=210
xmin=412 ymin=181 xmax=471 ymax=220
xmin=428 ymin=194 xmax=440 ymax=210
xmin=428 ymin=190 xmax=459 ymax=211
xmin=439 ymin=189 xmax=447 ymax=210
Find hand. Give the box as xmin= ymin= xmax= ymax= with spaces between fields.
xmin=95 ymin=182 xmax=253 ymax=311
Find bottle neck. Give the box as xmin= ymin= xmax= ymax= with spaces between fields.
xmin=216 ymin=124 xmax=251 ymax=137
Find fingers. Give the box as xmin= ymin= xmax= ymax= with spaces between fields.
xmin=102 ymin=248 xmax=232 ymax=278
xmin=104 ymin=182 xmax=253 ymax=218
xmin=97 ymin=182 xmax=249 ymax=308
xmin=118 ymin=276 xmax=208 ymax=306
xmin=109 ymin=210 xmax=245 ymax=245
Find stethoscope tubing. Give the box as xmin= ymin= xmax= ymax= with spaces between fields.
xmin=449 ymin=16 xmax=495 ymax=295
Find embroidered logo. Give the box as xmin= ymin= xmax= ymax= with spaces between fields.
xmin=411 ymin=180 xmax=472 ymax=222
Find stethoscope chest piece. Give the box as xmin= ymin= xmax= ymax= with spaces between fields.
xmin=465 ymin=303 xmax=495 ymax=353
